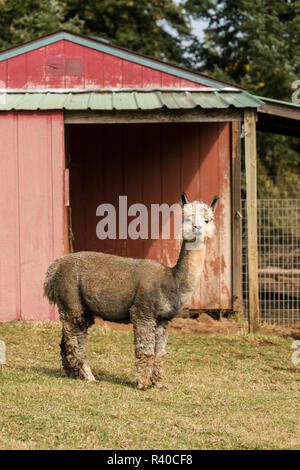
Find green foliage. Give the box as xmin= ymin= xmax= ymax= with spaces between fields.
xmin=63 ymin=0 xmax=191 ymax=65
xmin=0 ymin=0 xmax=83 ymax=48
xmin=0 ymin=0 xmax=191 ymax=66
xmin=187 ymin=0 xmax=300 ymax=195
xmin=186 ymin=0 xmax=300 ymax=100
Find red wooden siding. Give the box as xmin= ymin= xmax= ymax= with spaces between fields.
xmin=68 ymin=122 xmax=232 ymax=310
xmin=0 ymin=40 xmax=206 ymax=90
xmin=0 ymin=111 xmax=65 ymax=321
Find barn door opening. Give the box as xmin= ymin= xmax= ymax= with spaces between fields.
xmin=65 ymin=121 xmax=232 ymax=312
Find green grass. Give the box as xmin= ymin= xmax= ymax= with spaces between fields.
xmin=0 ymin=322 xmax=299 ymax=450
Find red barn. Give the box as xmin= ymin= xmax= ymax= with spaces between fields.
xmin=0 ymin=31 xmax=262 ymax=322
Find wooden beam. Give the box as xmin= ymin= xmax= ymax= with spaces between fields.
xmin=231 ymin=122 xmax=244 ymax=317
xmin=64 ymin=108 xmax=243 ymax=124
xmin=257 ymin=102 xmax=300 ymax=121
xmin=244 ymin=109 xmax=260 ymax=332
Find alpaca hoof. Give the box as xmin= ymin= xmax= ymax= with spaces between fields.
xmin=137 ymin=384 xmax=148 ymax=391
xmin=137 ymin=379 xmax=150 ymax=390
xmin=80 ymin=365 xmax=96 ymax=382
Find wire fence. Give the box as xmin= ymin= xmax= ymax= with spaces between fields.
xmin=242 ymin=199 xmax=300 ymax=326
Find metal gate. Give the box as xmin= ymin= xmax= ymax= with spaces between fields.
xmin=242 ymin=199 xmax=300 ymax=326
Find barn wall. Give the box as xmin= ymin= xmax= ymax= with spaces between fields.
xmin=0 ymin=111 xmax=65 ymax=321
xmin=69 ymin=122 xmax=232 ymax=310
xmin=0 ymin=40 xmax=205 ymax=90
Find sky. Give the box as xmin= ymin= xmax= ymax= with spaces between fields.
xmin=191 ymin=18 xmax=207 ymax=40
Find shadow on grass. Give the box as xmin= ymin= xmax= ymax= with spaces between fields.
xmin=13 ymin=365 xmax=136 ymax=388
xmin=94 ymin=369 xmax=136 ymax=388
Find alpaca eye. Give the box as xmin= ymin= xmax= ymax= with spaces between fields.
xmin=205 ymin=220 xmax=209 ymax=224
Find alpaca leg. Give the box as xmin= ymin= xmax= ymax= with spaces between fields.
xmin=152 ymin=320 xmax=168 ymax=389
xmin=130 ymin=306 xmax=156 ymax=390
xmin=60 ymin=316 xmax=95 ymax=382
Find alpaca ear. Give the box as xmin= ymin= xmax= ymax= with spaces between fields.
xmin=181 ymin=192 xmax=189 ymax=206
xmin=209 ymin=196 xmax=219 ymax=212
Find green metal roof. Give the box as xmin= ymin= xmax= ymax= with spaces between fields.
xmin=254 ymin=95 xmax=300 ymax=109
xmin=0 ymin=90 xmax=263 ymax=111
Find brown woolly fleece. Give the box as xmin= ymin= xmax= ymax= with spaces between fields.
xmin=43 ymin=196 xmax=218 ymax=389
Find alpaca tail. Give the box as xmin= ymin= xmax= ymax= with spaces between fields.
xmin=43 ymin=259 xmax=60 ymax=305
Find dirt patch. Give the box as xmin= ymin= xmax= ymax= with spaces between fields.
xmin=94 ymin=314 xmax=300 ymax=339
xmin=258 ymin=322 xmax=300 ymax=339
xmin=168 ymin=313 xmax=241 ymax=335
xmin=95 ymin=318 xmax=133 ymax=332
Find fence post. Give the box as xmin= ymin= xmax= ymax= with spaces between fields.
xmin=244 ymin=109 xmax=260 ymax=332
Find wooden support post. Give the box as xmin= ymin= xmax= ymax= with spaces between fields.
xmin=231 ymin=122 xmax=243 ymax=317
xmin=244 ymin=109 xmax=260 ymax=332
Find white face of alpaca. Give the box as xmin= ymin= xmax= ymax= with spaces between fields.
xmin=182 ymin=197 xmax=218 ymax=244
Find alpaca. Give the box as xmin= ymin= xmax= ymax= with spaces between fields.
xmin=43 ymin=194 xmax=218 ymax=390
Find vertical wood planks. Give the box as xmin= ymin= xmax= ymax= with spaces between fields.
xmin=64 ymin=42 xmax=85 ymax=89
xmin=231 ymin=122 xmax=243 ymax=316
xmin=142 ymin=124 xmax=162 ymax=261
xmin=0 ymin=60 xmax=7 ymax=87
xmin=161 ymin=124 xmax=181 ymax=268
xmin=102 ymin=124 xmax=125 ymax=256
xmin=103 ymin=54 xmax=123 ymax=88
xmin=123 ymin=125 xmax=144 ymax=259
xmin=84 ymin=48 xmax=104 ymax=88
xmin=7 ymin=54 xmax=27 ymax=88
xmin=161 ymin=73 xmax=180 ymax=88
xmin=45 ymin=41 xmax=65 ymax=88
xmin=198 ymin=123 xmax=221 ymax=308
xmin=122 ymin=61 xmax=143 ymax=87
xmin=18 ymin=113 xmax=52 ymax=320
xmin=0 ymin=112 xmax=65 ymax=321
xmin=142 ymin=68 xmax=162 ymax=87
xmin=27 ymin=47 xmax=46 ymax=88
xmin=179 ymin=123 xmax=201 ymax=307
xmin=218 ymin=123 xmax=232 ymax=309
xmin=0 ymin=113 xmax=20 ymax=320
xmin=69 ymin=123 xmax=86 ymax=251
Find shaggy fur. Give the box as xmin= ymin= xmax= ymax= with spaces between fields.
xmin=44 ymin=195 xmax=218 ymax=389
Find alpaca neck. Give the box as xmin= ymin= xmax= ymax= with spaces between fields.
xmin=173 ymin=239 xmax=206 ymax=305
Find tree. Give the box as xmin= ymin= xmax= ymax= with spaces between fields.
xmin=186 ymin=0 xmax=300 ymax=100
xmin=0 ymin=0 xmax=192 ymax=66
xmin=64 ymin=0 xmax=191 ymax=65
xmin=186 ymin=0 xmax=300 ymax=194
xmin=0 ymin=0 xmax=83 ymax=50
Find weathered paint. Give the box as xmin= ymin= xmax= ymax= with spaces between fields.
xmin=0 ymin=40 xmax=205 ymax=90
xmin=68 ymin=122 xmax=232 ymax=310
xmin=0 ymin=111 xmax=65 ymax=321
xmin=0 ymin=31 xmax=224 ymax=88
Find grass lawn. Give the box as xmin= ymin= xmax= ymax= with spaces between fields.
xmin=0 ymin=321 xmax=299 ymax=450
